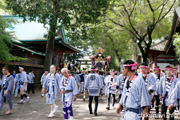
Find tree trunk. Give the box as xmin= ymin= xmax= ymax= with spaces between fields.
xmin=43 ymin=16 xmax=58 ymax=71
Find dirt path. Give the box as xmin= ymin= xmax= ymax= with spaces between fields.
xmin=0 ymin=91 xmax=180 ymax=120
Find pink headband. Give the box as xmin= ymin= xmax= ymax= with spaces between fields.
xmin=154 ymin=68 xmax=160 ymax=70
xmin=140 ymin=65 xmax=148 ymax=68
xmin=91 ymin=69 xmax=97 ymax=71
xmin=124 ymin=62 xmax=138 ymax=70
xmin=165 ymin=68 xmax=172 ymax=71
xmin=110 ymin=70 xmax=115 ymax=73
xmin=173 ymin=69 xmax=178 ymax=70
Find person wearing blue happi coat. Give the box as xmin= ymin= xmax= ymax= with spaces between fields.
xmin=152 ymin=66 xmax=164 ymax=118
xmin=117 ymin=60 xmax=150 ymax=120
xmin=60 ymin=68 xmax=79 ymax=120
xmin=84 ymin=68 xmax=103 ymax=116
xmin=105 ymin=70 xmax=118 ymax=110
xmin=40 ymin=71 xmax=48 ymax=97
xmin=158 ymin=65 xmax=177 ymax=120
xmin=139 ymin=62 xmax=156 ymax=117
xmin=117 ymin=71 xmax=128 ymax=102
xmin=42 ymin=65 xmax=60 ymax=118
xmin=27 ymin=70 xmax=35 ymax=94
xmin=0 ymin=67 xmax=14 ymax=115
xmin=18 ymin=67 xmax=30 ymax=104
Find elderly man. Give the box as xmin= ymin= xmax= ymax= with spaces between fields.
xmin=42 ymin=65 xmax=60 ymax=118
xmin=60 ymin=68 xmax=79 ymax=120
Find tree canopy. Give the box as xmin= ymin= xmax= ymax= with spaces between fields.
xmin=101 ymin=0 xmax=177 ymax=63
xmin=6 ymin=0 xmax=111 ymax=70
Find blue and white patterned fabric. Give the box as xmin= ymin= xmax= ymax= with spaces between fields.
xmin=40 ymin=73 xmax=48 ymax=84
xmin=138 ymin=73 xmax=156 ymax=106
xmin=60 ymin=76 xmax=79 ymax=102
xmin=117 ymin=74 xmax=128 ymax=94
xmin=120 ymin=75 xmax=150 ymax=120
xmin=152 ymin=73 xmax=164 ymax=95
xmin=84 ymin=73 xmax=103 ymax=96
xmin=158 ymin=75 xmax=177 ymax=106
xmin=105 ymin=75 xmax=118 ymax=95
xmin=19 ymin=71 xmax=28 ymax=88
xmin=28 ymin=72 xmax=35 ymax=84
xmin=43 ymin=73 xmax=61 ymax=104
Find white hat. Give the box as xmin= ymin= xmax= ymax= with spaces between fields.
xmin=19 ymin=66 xmax=24 ymax=70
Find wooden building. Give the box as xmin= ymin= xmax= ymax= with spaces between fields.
xmin=0 ymin=15 xmax=81 ymax=86
xmin=148 ymin=6 xmax=180 ymax=70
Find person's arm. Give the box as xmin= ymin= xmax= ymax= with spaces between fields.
xmin=40 ymin=74 xmax=44 ymax=85
xmin=148 ymin=75 xmax=156 ymax=93
xmin=140 ymin=78 xmax=151 ymax=119
xmin=157 ymin=77 xmax=163 ymax=100
xmin=168 ymin=81 xmax=180 ymax=110
xmin=116 ymin=104 xmax=123 ymax=114
xmin=42 ymin=75 xmax=48 ymax=94
xmin=71 ymin=77 xmax=79 ymax=101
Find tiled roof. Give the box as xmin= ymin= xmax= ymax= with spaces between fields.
xmin=150 ymin=39 xmax=168 ymax=51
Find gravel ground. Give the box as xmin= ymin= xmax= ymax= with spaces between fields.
xmin=0 ymin=91 xmax=180 ymax=120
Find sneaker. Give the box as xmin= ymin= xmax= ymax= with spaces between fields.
xmin=41 ymin=94 xmax=44 ymax=97
xmin=70 ymin=116 xmax=74 ymax=120
xmin=94 ymin=113 xmax=98 ymax=116
xmin=83 ymin=98 xmax=85 ymax=102
xmin=155 ymin=114 xmax=159 ymax=119
xmin=89 ymin=112 xmax=93 ymax=114
xmin=17 ymin=100 xmax=23 ymax=104
xmin=27 ymin=97 xmax=30 ymax=103
xmin=48 ymin=112 xmax=54 ymax=118
xmin=53 ymin=105 xmax=58 ymax=113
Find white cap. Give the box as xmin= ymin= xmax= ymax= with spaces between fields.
xmin=19 ymin=66 xmax=24 ymax=70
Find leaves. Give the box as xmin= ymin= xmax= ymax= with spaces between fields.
xmin=173 ymin=33 xmax=180 ymax=61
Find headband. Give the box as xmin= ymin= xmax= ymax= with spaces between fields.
xmin=154 ymin=68 xmax=160 ymax=70
xmin=165 ymin=68 xmax=172 ymax=71
xmin=91 ymin=69 xmax=97 ymax=71
xmin=173 ymin=68 xmax=178 ymax=70
xmin=140 ymin=65 xmax=148 ymax=68
xmin=110 ymin=70 xmax=115 ymax=73
xmin=124 ymin=62 xmax=138 ymax=70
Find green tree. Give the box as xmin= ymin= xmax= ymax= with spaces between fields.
xmin=6 ymin=0 xmax=110 ymax=71
xmin=104 ymin=0 xmax=177 ymax=63
xmin=173 ymin=33 xmax=180 ymax=60
xmin=88 ymin=24 xmax=134 ymax=70
xmin=0 ymin=0 xmax=25 ymax=61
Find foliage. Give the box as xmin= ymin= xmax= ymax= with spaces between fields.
xmin=0 ymin=14 xmax=26 ymax=61
xmin=6 ymin=0 xmax=111 ymax=70
xmin=103 ymin=0 xmax=177 ymax=63
xmin=88 ymin=24 xmax=134 ymax=70
xmin=173 ymin=33 xmax=180 ymax=61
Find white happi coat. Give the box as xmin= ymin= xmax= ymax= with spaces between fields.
xmin=105 ymin=75 xmax=118 ymax=95
xmin=120 ymin=75 xmax=150 ymax=120
xmin=117 ymin=74 xmax=127 ymax=94
xmin=168 ymin=81 xmax=180 ymax=106
xmin=139 ymin=73 xmax=156 ymax=106
xmin=60 ymin=76 xmax=79 ymax=102
xmin=19 ymin=71 xmax=28 ymax=89
xmin=84 ymin=73 xmax=103 ymax=96
xmin=152 ymin=73 xmax=164 ymax=95
xmin=43 ymin=73 xmax=61 ymax=100
xmin=40 ymin=73 xmax=48 ymax=85
xmin=158 ymin=75 xmax=177 ymax=106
